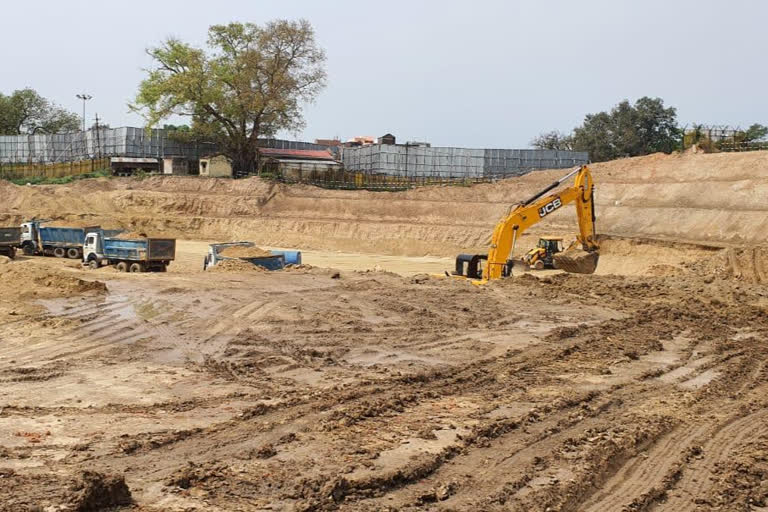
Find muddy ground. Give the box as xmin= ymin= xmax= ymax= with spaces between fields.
xmin=1 ymin=237 xmax=767 ymax=511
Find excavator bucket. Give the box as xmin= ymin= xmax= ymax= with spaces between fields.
xmin=553 ymin=247 xmax=599 ymax=274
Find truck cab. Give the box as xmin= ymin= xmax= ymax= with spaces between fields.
xmin=83 ymin=231 xmax=104 ymax=268
xmin=20 ymin=221 xmax=41 ymax=255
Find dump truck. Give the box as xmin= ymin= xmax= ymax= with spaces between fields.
xmin=203 ymin=242 xmax=298 ymax=271
xmin=83 ymin=230 xmax=175 ymax=272
xmin=0 ymin=227 xmax=22 ymax=259
xmin=20 ymin=220 xmax=121 ymax=259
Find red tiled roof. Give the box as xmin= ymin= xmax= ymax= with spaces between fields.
xmin=259 ymin=148 xmax=335 ymax=160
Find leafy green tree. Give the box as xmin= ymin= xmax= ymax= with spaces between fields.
xmin=162 ymin=124 xmax=190 ymax=132
xmin=0 ymin=88 xmax=80 ymax=135
xmin=570 ymin=111 xmax=614 ymax=162
xmin=162 ymin=123 xmax=195 ymax=143
xmin=742 ymin=123 xmax=768 ymax=142
xmin=571 ymin=97 xmax=680 ymax=162
xmin=132 ymin=19 xmax=327 ymax=176
xmin=530 ymin=130 xmax=573 ymax=150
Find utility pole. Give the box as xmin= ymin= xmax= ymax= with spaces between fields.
xmin=75 ymin=93 xmax=92 ymax=132
xmin=94 ymin=114 xmax=102 ymax=160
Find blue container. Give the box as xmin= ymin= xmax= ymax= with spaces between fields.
xmin=39 ymin=227 xmax=86 ymax=247
xmin=270 ymin=250 xmax=302 ymax=265
xmin=103 ymin=238 xmax=176 ymax=262
xmin=247 ymin=254 xmax=286 ymax=270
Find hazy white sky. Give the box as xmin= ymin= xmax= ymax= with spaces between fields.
xmin=2 ymin=0 xmax=765 ymax=147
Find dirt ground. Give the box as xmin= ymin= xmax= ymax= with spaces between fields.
xmin=2 ymin=151 xmax=768 ymax=511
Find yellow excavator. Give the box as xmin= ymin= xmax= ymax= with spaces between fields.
xmin=452 ymin=165 xmax=599 ymax=282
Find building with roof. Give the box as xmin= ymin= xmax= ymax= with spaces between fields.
xmin=258 ymin=147 xmax=341 ymax=180
xmin=199 ymin=154 xmax=233 ymax=178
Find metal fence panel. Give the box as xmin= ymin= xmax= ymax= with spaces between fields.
xmin=343 ymin=146 xmax=588 ymax=178
xmin=0 ymin=128 xmax=345 ymax=164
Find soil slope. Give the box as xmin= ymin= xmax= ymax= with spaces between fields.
xmin=2 ymin=150 xmax=767 ymax=256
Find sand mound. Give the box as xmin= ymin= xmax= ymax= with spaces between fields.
xmin=0 ymin=255 xmax=11 ymax=265
xmin=285 ymin=263 xmax=315 ymax=272
xmin=67 ymin=471 xmax=132 ymax=511
xmin=207 ymin=259 xmax=269 ymax=273
xmin=0 ymin=470 xmax=131 ymax=511
xmin=0 ymin=264 xmax=107 ymax=298
xmin=114 ymin=231 xmax=148 ymax=239
xmin=217 ymin=245 xmax=272 ymax=258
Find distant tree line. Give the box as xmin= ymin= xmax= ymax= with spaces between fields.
xmin=532 ymin=97 xmax=768 ymax=161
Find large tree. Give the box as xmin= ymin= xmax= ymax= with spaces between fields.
xmin=0 ymin=88 xmax=80 ymax=135
xmin=571 ymin=97 xmax=680 ymax=162
xmin=133 ymin=19 xmax=327 ymax=176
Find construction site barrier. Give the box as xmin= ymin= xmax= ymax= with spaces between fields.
xmin=0 ymin=158 xmax=111 ymax=181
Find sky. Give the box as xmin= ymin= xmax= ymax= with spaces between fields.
xmin=2 ymin=0 xmax=766 ymax=148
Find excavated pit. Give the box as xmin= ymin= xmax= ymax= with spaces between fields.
xmin=1 ymin=150 xmax=768 ymax=511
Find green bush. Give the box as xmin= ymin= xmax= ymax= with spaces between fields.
xmin=7 ymin=169 xmax=111 ymax=186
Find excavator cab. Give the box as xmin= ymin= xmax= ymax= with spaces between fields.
xmin=524 ymin=237 xmax=564 ymax=270
xmin=454 ymin=253 xmax=515 ymax=279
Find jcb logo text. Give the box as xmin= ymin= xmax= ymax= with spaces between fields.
xmin=538 ymin=198 xmax=562 ymax=217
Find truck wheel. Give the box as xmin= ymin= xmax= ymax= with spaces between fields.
xmin=116 ymin=261 xmax=128 ymax=272
xmin=67 ymin=248 xmax=80 ymax=259
xmin=129 ymin=262 xmax=144 ymax=273
xmin=9 ymin=247 xmax=16 ymax=260
xmin=23 ymin=244 xmax=34 ymax=256
xmin=89 ymin=260 xmax=100 ymax=270
xmin=158 ymin=263 xmax=167 ymax=273
xmin=53 ymin=248 xmax=66 ymax=258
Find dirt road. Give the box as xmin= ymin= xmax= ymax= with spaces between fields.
xmin=1 ymin=236 xmax=767 ymax=511
xmin=173 ymin=240 xmax=455 ymax=276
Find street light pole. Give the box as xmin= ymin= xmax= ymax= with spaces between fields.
xmin=75 ymin=93 xmax=92 ymax=132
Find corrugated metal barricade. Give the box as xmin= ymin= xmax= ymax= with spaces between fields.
xmin=483 ymin=149 xmax=589 ymax=178
xmin=0 ymin=128 xmax=340 ymax=166
xmin=343 ymin=145 xmax=589 ymax=179
xmin=341 ymin=145 xmax=485 ymax=178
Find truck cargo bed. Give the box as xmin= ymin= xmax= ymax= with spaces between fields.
xmin=0 ymin=227 xmax=21 ymax=247
xmin=103 ymin=238 xmax=176 ymax=262
xmin=39 ymin=227 xmax=86 ymax=247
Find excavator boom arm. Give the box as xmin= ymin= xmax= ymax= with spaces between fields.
xmin=482 ymin=166 xmax=597 ymax=280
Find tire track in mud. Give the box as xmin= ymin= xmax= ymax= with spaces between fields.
xmin=97 ymin=343 xmax=548 ymax=492
xmin=340 ymin=343 xmax=763 ymax=510
xmin=4 ymin=295 xmax=190 ymax=376
xmin=362 ymin=404 xmax=610 ymax=510
xmin=578 ymin=350 xmax=768 ymax=511
xmin=660 ymin=409 xmax=768 ymax=511
xmin=580 ymin=420 xmax=714 ymax=512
